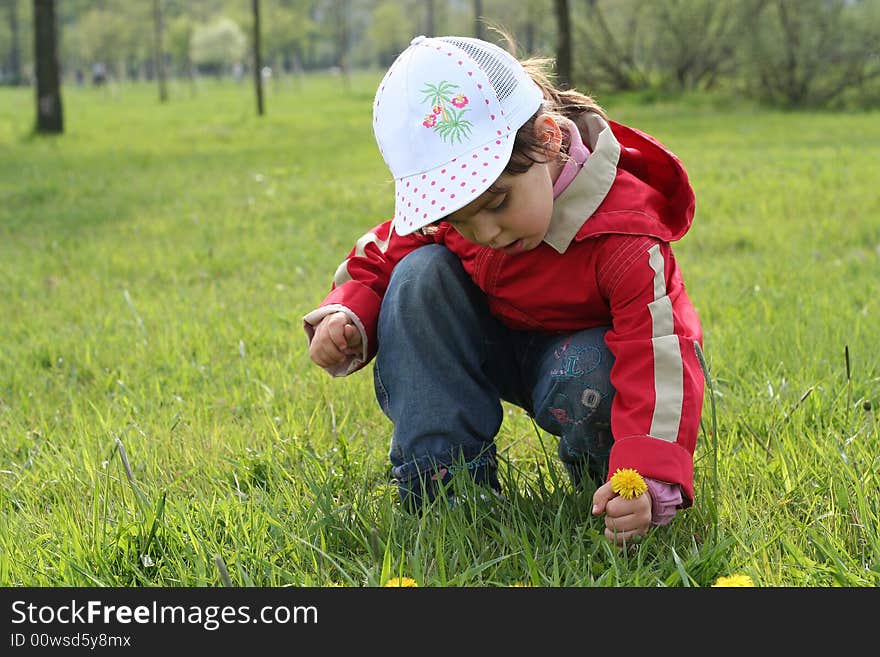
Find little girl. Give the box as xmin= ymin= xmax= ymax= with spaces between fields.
xmin=304 ymin=34 xmax=704 ymax=546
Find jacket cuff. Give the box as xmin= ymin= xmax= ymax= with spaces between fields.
xmin=607 ymin=435 xmax=694 ymax=507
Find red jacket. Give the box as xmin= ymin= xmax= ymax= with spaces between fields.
xmin=304 ymin=113 xmax=704 ymax=505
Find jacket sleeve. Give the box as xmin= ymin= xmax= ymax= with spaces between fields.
xmin=596 ymin=235 xmax=704 ymax=506
xmin=303 ymin=219 xmax=431 ymax=376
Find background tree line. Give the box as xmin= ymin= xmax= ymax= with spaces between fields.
xmin=3 ymin=0 xmax=880 ymax=110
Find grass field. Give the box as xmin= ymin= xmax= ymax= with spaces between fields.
xmin=1 ymin=75 xmax=878 ymax=587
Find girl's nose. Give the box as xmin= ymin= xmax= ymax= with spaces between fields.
xmin=471 ymin=217 xmax=501 ymax=246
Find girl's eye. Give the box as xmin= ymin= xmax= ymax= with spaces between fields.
xmin=487 ymin=195 xmax=508 ymax=211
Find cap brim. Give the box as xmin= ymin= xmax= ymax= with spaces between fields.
xmin=392 ymin=131 xmax=516 ymax=236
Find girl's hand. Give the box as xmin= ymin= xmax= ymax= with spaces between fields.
xmin=308 ymin=312 xmax=362 ymax=368
xmin=591 ymin=481 xmax=652 ymax=547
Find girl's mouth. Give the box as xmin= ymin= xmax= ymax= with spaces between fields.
xmin=501 ymin=239 xmax=525 ymax=255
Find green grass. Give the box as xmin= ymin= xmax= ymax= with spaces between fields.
xmin=1 ymin=75 xmax=878 ymax=587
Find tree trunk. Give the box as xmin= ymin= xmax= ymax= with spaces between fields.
xmin=474 ymin=0 xmax=484 ymax=40
xmin=252 ymin=0 xmax=264 ymax=115
xmin=184 ymin=22 xmax=196 ymax=98
xmin=7 ymin=0 xmax=23 ymax=85
xmin=33 ymin=0 xmax=63 ymax=133
xmin=524 ymin=12 xmax=535 ymax=54
xmin=426 ymin=0 xmax=434 ymax=37
xmin=152 ymin=0 xmax=168 ymax=102
xmin=554 ymin=0 xmax=572 ymax=88
xmin=334 ymin=0 xmax=350 ymax=89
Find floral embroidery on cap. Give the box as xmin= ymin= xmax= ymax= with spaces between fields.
xmin=421 ymin=81 xmax=473 ymax=144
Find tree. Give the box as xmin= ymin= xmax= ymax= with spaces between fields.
xmin=252 ymin=0 xmax=263 ymax=115
xmin=191 ymin=15 xmax=246 ymax=75
xmin=152 ymin=0 xmax=168 ymax=101
xmin=554 ymin=0 xmax=571 ymax=88
xmin=69 ymin=8 xmax=131 ymax=81
xmin=522 ymin=0 xmax=540 ymax=54
xmin=33 ymin=0 xmax=62 ymax=133
xmin=167 ymin=15 xmax=194 ymax=78
xmin=474 ymin=0 xmax=484 ymax=39
xmin=4 ymin=0 xmax=23 ymax=85
xmin=745 ymin=0 xmax=880 ymax=108
xmin=573 ymin=0 xmax=649 ymax=91
xmin=650 ymin=0 xmax=741 ymax=91
xmin=327 ymin=0 xmax=350 ymax=85
xmin=425 ymin=0 xmax=434 ymax=36
xmin=368 ymin=1 xmax=408 ymax=67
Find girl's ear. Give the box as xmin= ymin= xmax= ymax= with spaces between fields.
xmin=533 ymin=115 xmax=563 ymax=156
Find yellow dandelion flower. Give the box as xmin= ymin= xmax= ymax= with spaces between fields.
xmin=610 ymin=468 xmax=647 ymax=500
xmin=711 ymin=574 xmax=755 ymax=587
xmin=384 ymin=577 xmax=418 ymax=587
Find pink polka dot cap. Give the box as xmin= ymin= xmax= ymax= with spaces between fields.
xmin=373 ymin=35 xmax=544 ymax=236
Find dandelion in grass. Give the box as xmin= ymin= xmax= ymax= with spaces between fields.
xmin=384 ymin=577 xmax=418 ymax=587
xmin=712 ymin=574 xmax=755 ymax=587
xmin=610 ymin=468 xmax=647 ymax=500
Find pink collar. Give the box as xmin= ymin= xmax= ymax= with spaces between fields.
xmin=552 ymin=123 xmax=591 ymax=199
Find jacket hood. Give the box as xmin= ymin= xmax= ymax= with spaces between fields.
xmin=546 ymin=114 xmax=695 ymax=251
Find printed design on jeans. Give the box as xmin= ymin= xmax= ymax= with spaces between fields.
xmin=549 ymin=407 xmax=571 ymax=425
xmin=421 ymin=81 xmax=473 ymax=143
xmin=430 ymin=454 xmax=494 ymax=480
xmin=548 ymin=387 xmax=605 ymax=431
xmin=550 ymin=340 xmax=601 ymax=379
xmin=549 ymin=392 xmax=595 ymax=430
xmin=581 ymin=388 xmax=601 ymax=410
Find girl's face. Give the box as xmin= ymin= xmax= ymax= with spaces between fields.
xmin=444 ymin=162 xmax=557 ymax=255
xmin=443 ymin=115 xmax=564 ymax=255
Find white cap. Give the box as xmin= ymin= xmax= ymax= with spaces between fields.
xmin=373 ymin=35 xmax=544 ymax=236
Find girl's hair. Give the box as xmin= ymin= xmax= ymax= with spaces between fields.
xmin=495 ymin=29 xmax=607 ymax=176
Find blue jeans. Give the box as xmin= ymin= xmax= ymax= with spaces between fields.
xmin=374 ymin=245 xmax=615 ymax=510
